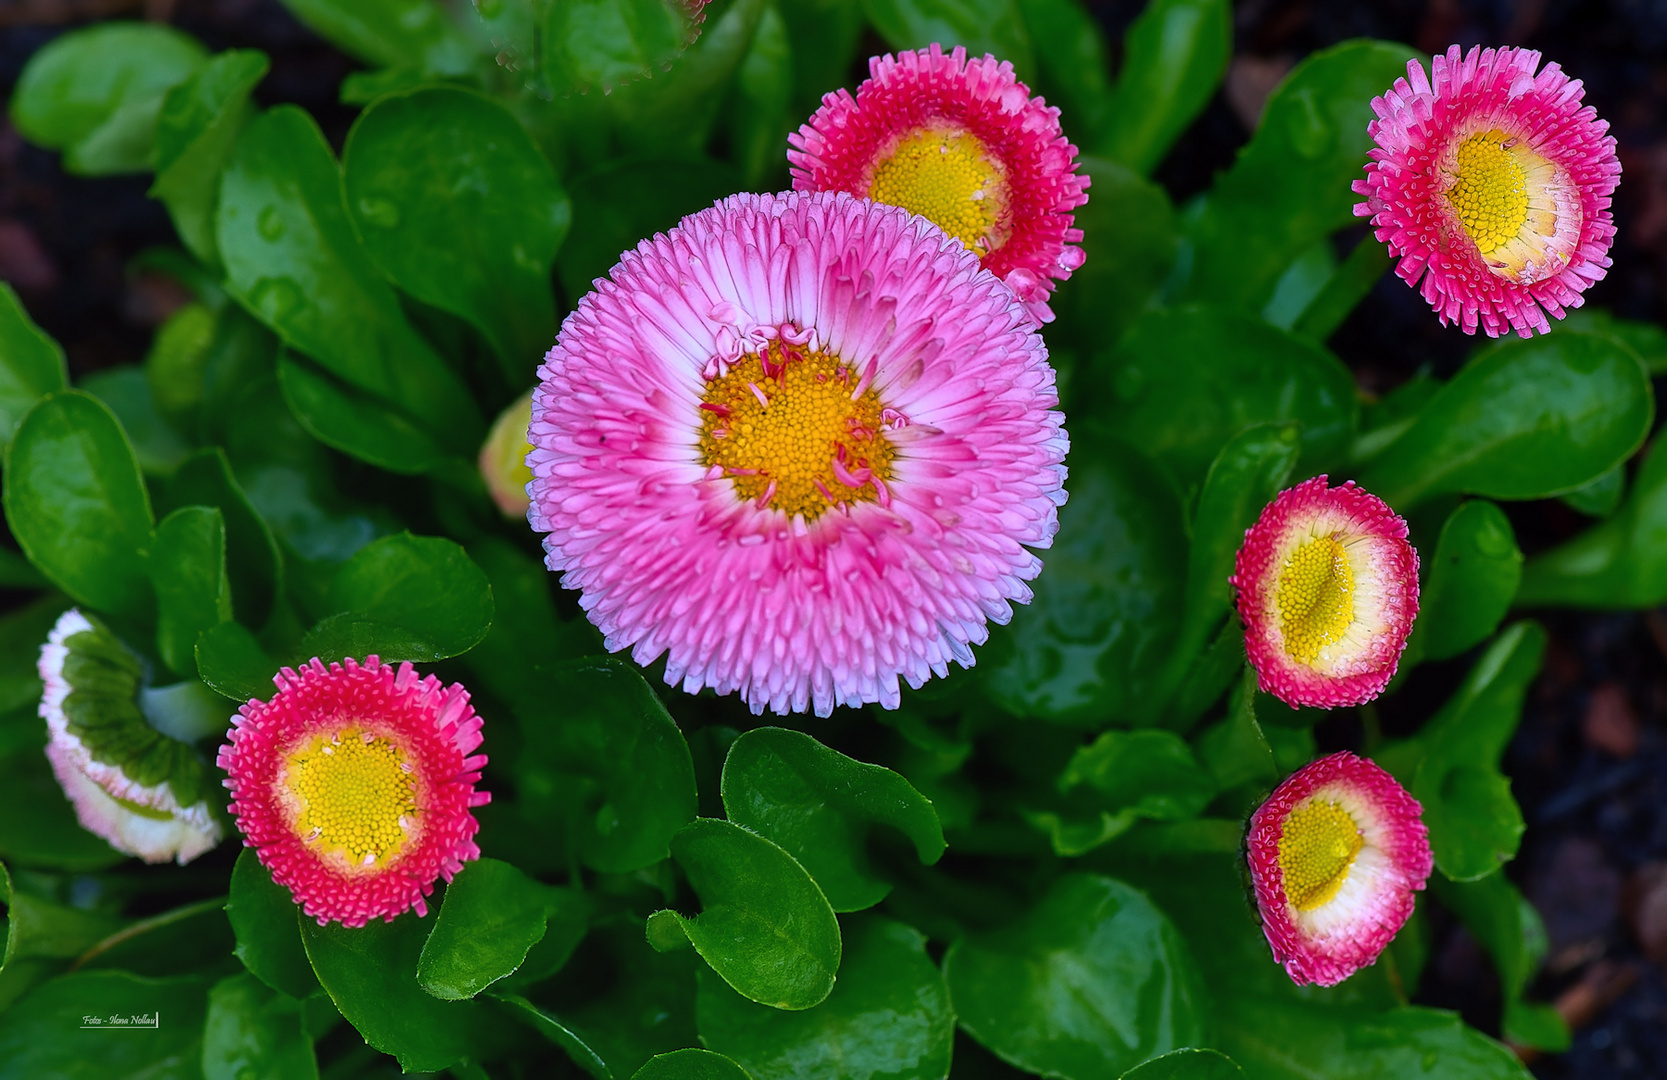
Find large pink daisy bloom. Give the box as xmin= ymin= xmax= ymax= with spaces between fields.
xmin=788 ymin=44 xmax=1089 ymax=324
xmin=217 ymin=656 xmax=489 ymax=927
xmin=527 ymin=190 xmax=1068 ymax=717
xmin=1354 ymin=45 xmax=1620 ymax=337
xmin=1248 ymin=752 xmax=1433 ymax=987
xmin=1231 ymin=477 xmax=1419 ymax=709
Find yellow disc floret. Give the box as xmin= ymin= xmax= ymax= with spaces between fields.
xmin=869 ymin=126 xmax=1008 ymax=253
xmin=281 ymin=726 xmax=418 ymax=873
xmin=1447 ymin=130 xmax=1531 ymax=256
xmin=1277 ymin=536 xmax=1355 ymax=665
xmin=1278 ymin=798 xmax=1365 ymax=911
xmin=699 ymin=343 xmax=895 ymax=521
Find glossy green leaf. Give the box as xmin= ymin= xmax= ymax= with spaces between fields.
xmin=720 ymin=727 xmax=944 ymax=912
xmin=697 ymin=914 xmax=952 ymax=1080
xmin=1014 ymin=0 xmax=1112 ymax=141
xmin=648 ymin=818 xmax=841 ymax=1011
xmin=1030 ymin=728 xmax=1217 ymax=856
xmin=144 ymin=302 xmax=216 ymax=421
xmin=944 ymin=874 xmax=1205 ymax=1078
xmin=74 ymin=897 xmax=234 ymax=978
xmin=459 ymin=537 xmax=600 ymax=710
xmin=79 ymin=365 xmax=192 ymax=475
xmin=9 ymin=23 xmax=208 ymax=175
xmin=492 ymin=993 xmax=612 ymax=1079
xmin=729 ymin=3 xmax=793 ymax=189
xmin=862 ymin=0 xmax=1034 ymax=80
xmin=1090 ymin=306 xmax=1357 ymax=490
xmin=1518 ymin=437 xmax=1667 ymax=608
xmin=634 ymin=1047 xmax=753 ymax=1080
xmin=202 ymin=972 xmax=319 ymax=1080
xmin=1560 ymin=462 xmax=1624 ymax=518
xmin=607 ymin=0 xmax=767 ymax=157
xmin=778 ymin=0 xmax=863 ymax=113
xmin=1292 ymin=236 xmax=1393 ymax=343
xmin=343 ymin=87 xmax=568 ymax=379
xmin=0 ymin=598 xmax=68 ymax=718
xmin=151 ymin=506 xmax=232 ymax=678
xmin=196 ymin=622 xmax=280 ymax=703
xmin=277 ymin=0 xmax=475 ymax=73
xmin=1194 ymin=670 xmax=1278 ymax=794
xmin=1053 ymin=156 xmax=1177 ymax=353
xmin=0 ymin=708 xmax=124 ymax=872
xmin=305 ymin=531 xmax=492 ymax=662
xmin=0 ymin=863 xmax=126 ymax=966
xmin=161 ymin=448 xmax=282 ymax=632
xmin=417 ymin=858 xmax=577 ymax=1001
xmin=1563 ymin=307 xmax=1667 ymax=374
xmin=542 ymin=0 xmax=703 ymax=95
xmin=982 ymin=426 xmax=1186 ymax=724
xmin=3 ymin=391 xmax=154 ymax=623
xmin=151 ymin=49 xmax=270 ymax=265
xmin=1357 ymin=332 xmax=1653 ymax=508
xmin=1431 ymin=873 xmax=1568 ymax=1053
xmin=0 ymin=971 xmax=210 ymax=1078
xmin=1405 ymin=500 xmax=1521 ymax=665
xmin=227 ymin=849 xmax=318 ymax=1000
xmin=275 ymin=353 xmax=451 ymax=475
xmin=516 ymin=658 xmax=697 ymax=873
xmin=217 ymin=106 xmax=481 ymax=446
xmin=1120 ymin=1049 xmax=1244 ymax=1080
xmin=1099 ymin=0 xmax=1230 ymax=175
xmin=0 ymin=284 xmax=67 ymax=451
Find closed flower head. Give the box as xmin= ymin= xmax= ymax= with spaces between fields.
xmin=1354 ymin=45 xmax=1620 ymax=337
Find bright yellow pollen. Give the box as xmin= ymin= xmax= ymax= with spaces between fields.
xmin=1278 ymin=799 xmax=1365 ymax=911
xmin=1277 ymin=536 xmax=1355 ymax=665
xmin=869 ymin=127 xmax=1006 ymax=252
xmin=281 ymin=726 xmax=417 ymax=873
xmin=1447 ymin=130 xmax=1531 ymax=256
xmin=699 ymin=342 xmax=895 ymax=521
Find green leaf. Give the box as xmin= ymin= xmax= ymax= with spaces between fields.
xmin=0 ymin=862 xmax=126 ymax=965
xmin=1518 ymin=437 xmax=1667 ymax=608
xmin=275 ymin=352 xmax=452 ymax=475
xmin=542 ymin=0 xmax=704 ymax=95
xmin=516 ymin=658 xmax=697 ymax=874
xmin=417 ymin=858 xmax=578 ymax=1001
xmin=202 ymin=972 xmax=319 ymax=1080
xmin=1099 ymin=0 xmax=1230 ymax=175
xmin=1404 ymin=500 xmax=1521 ymax=665
xmin=633 ymin=1047 xmax=752 ymax=1080
xmin=1223 ymin=999 xmax=1532 ymax=1080
xmin=1013 ymin=0 xmax=1113 ymax=142
xmin=312 ymin=531 xmax=492 ymax=662
xmin=4 ymin=391 xmax=154 ymax=624
xmin=0 ymin=284 xmax=67 ymax=452
xmin=79 ymin=365 xmax=193 ymax=476
xmin=0 ymin=971 xmax=210 ymax=1078
xmin=74 ymin=897 xmax=235 ymax=978
xmin=227 ymin=848 xmax=318 ymax=1000
xmin=343 ymin=86 xmax=569 ymax=379
xmin=151 ymin=506 xmax=232 ymax=677
xmin=1052 ymin=156 xmax=1177 ymax=352
xmin=982 ymin=426 xmax=1186 ymax=724
xmin=0 ymin=709 xmax=124 ymax=872
xmin=862 ymin=0 xmax=1034 ymax=81
xmin=1193 ymin=670 xmax=1278 ymax=794
xmin=778 ymin=0 xmax=864 ymax=114
xmin=0 ymin=597 xmax=69 ymax=718
xmin=492 ymin=993 xmax=612 ymax=1079
xmin=1088 ymin=306 xmax=1358 ymax=491
xmin=1357 ymin=332 xmax=1653 ymax=508
xmin=1563 ymin=307 xmax=1667 ymax=374
xmin=720 ymin=727 xmax=944 ymax=912
xmin=1183 ymin=40 xmax=1417 ymax=312
xmin=1431 ymin=874 xmax=1567 ymax=1053
xmin=151 ymin=49 xmax=270 ymax=265
xmin=697 ymin=913 xmax=952 ymax=1080
xmin=729 ymin=3 xmax=793 ymax=189
xmin=944 ymin=874 xmax=1206 ymax=1078
xmin=459 ymin=537 xmax=600 ymax=710
xmin=277 ymin=0 xmax=475 ymax=74
xmin=9 ymin=23 xmax=208 ymax=175
xmin=1560 ymin=461 xmax=1624 ymax=518
xmin=648 ymin=818 xmax=841 ymax=1011
xmin=607 ymin=0 xmax=768 ymax=157
xmin=160 ymin=448 xmax=283 ymax=632
xmin=144 ymin=302 xmax=217 ymax=421
xmin=196 ymin=621 xmax=280 ymax=702
xmin=1120 ymin=1049 xmax=1244 ymax=1080
xmin=1063 ymin=730 xmax=1216 ymax=819
xmin=216 ymin=105 xmax=482 ymax=447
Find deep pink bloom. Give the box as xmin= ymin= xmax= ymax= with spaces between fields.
xmin=788 ymin=44 xmax=1089 ymax=324
xmin=1231 ymin=477 xmax=1419 ymax=709
xmin=217 ymin=656 xmax=489 ymax=927
xmin=527 ymin=190 xmax=1068 ymax=717
xmin=1354 ymin=45 xmax=1620 ymax=337
xmin=1248 ymin=752 xmax=1433 ymax=986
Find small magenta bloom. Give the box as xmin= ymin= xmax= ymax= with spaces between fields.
xmin=528 ymin=190 xmax=1067 ymax=717
xmin=1231 ymin=477 xmax=1419 ymax=709
xmin=217 ymin=656 xmax=489 ymax=927
xmin=1354 ymin=45 xmax=1620 ymax=337
xmin=788 ymin=44 xmax=1090 ymax=323
xmin=1248 ymin=752 xmax=1433 ymax=986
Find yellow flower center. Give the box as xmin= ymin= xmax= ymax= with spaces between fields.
xmin=868 ymin=126 xmax=1007 ymax=253
xmin=699 ymin=342 xmax=895 ymax=521
xmin=280 ymin=726 xmax=418 ymax=873
xmin=1444 ymin=129 xmax=1580 ymax=283
xmin=1278 ymin=798 xmax=1364 ymax=911
xmin=1277 ymin=536 xmax=1355 ymax=665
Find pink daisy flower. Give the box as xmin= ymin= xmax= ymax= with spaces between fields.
xmin=217 ymin=656 xmax=489 ymax=927
xmin=788 ymin=44 xmax=1089 ymax=324
xmin=1231 ymin=477 xmax=1419 ymax=709
xmin=1248 ymin=752 xmax=1433 ymax=987
xmin=526 ymin=190 xmax=1067 ymax=717
xmin=1354 ymin=45 xmax=1620 ymax=337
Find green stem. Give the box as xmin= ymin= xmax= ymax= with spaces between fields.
xmin=1294 ymin=237 xmax=1391 ymax=343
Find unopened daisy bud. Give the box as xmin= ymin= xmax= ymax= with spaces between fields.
xmin=217 ymin=656 xmax=489 ymax=927
xmin=1248 ymin=752 xmax=1433 ymax=986
xmin=1354 ymin=45 xmax=1620 ymax=337
xmin=479 ymin=388 xmax=535 ymax=518
xmin=789 ymin=44 xmax=1089 ymax=324
xmin=38 ymin=609 xmax=223 ymax=865
xmin=1231 ymin=477 xmax=1419 ymax=709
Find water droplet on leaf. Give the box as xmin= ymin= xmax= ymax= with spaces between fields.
xmin=250 ymin=277 xmax=304 ymax=325
xmin=356 ymin=197 xmax=401 ymax=229
xmin=256 ymin=206 xmax=286 ymax=241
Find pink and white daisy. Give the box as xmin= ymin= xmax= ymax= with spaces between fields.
xmin=1248 ymin=752 xmax=1433 ymax=986
xmin=217 ymin=656 xmax=489 ymax=927
xmin=788 ymin=44 xmax=1089 ymax=324
xmin=527 ymin=190 xmax=1068 ymax=717
xmin=39 ymin=609 xmax=222 ymax=865
xmin=1231 ymin=477 xmax=1419 ymax=709
xmin=1354 ymin=45 xmax=1620 ymax=337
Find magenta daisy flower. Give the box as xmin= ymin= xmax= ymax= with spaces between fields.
xmin=527 ymin=190 xmax=1067 ymax=717
xmin=217 ymin=656 xmax=489 ymax=927
xmin=1231 ymin=477 xmax=1419 ymax=709
xmin=1354 ymin=45 xmax=1620 ymax=337
xmin=788 ymin=44 xmax=1089 ymax=324
xmin=1248 ymin=752 xmax=1433 ymax=986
